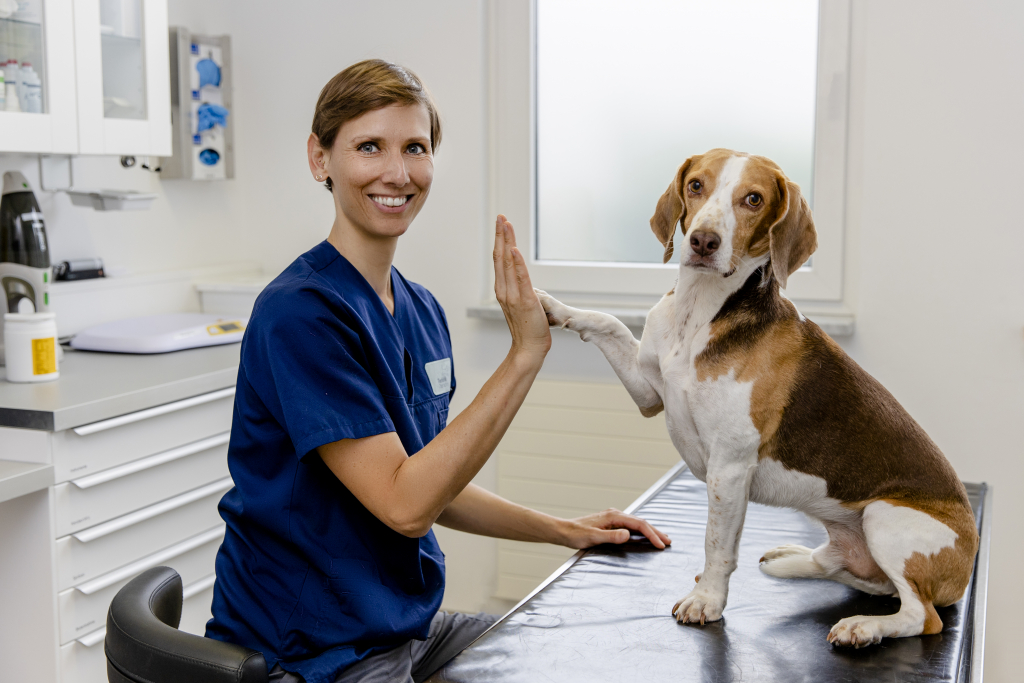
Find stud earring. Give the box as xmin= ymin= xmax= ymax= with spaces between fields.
xmin=316 ymin=174 xmax=323 ymax=181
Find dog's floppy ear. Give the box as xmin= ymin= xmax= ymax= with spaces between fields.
xmin=768 ymin=176 xmax=818 ymax=289
xmin=650 ymin=158 xmax=694 ymax=264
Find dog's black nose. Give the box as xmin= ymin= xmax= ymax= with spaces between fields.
xmin=690 ymin=231 xmax=720 ymax=257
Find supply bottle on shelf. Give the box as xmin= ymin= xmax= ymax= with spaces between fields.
xmin=3 ymin=59 xmax=19 ymax=112
xmin=20 ymin=63 xmax=40 ymax=113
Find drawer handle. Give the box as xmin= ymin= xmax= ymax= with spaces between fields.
xmin=76 ymin=626 xmax=106 ymax=648
xmin=76 ymin=572 xmax=218 ymax=646
xmin=71 ymin=432 xmax=230 ymax=489
xmin=182 ymin=572 xmax=217 ymax=600
xmin=75 ymin=525 xmax=225 ymax=595
xmin=71 ymin=477 xmax=232 ymax=543
xmin=72 ymin=387 xmax=236 ymax=436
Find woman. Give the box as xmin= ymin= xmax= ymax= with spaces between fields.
xmin=206 ymin=60 xmax=670 ymax=683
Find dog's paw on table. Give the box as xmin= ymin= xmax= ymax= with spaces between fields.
xmin=672 ymin=587 xmax=726 ymax=625
xmin=827 ymin=616 xmax=887 ymax=649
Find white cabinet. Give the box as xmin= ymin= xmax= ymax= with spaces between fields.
xmin=0 ymin=0 xmax=169 ymax=155
xmin=0 ymin=0 xmax=79 ymax=153
xmin=0 ymin=384 xmax=234 ymax=683
xmin=73 ymin=0 xmax=170 ymax=155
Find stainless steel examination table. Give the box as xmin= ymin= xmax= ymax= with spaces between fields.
xmin=427 ymin=463 xmax=991 ymax=683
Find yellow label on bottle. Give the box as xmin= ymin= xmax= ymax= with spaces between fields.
xmin=32 ymin=337 xmax=56 ymax=375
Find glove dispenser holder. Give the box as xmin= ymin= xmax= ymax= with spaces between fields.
xmin=162 ymin=28 xmax=234 ymax=180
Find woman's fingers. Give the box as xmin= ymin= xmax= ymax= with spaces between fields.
xmin=501 ymin=223 xmax=519 ymax=306
xmin=493 ymin=215 xmax=508 ymax=301
xmin=604 ymin=512 xmax=671 ymax=549
xmin=570 ymin=510 xmax=672 ymax=550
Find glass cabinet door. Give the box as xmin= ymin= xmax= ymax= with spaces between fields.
xmin=0 ymin=0 xmax=47 ymax=114
xmin=75 ymin=0 xmax=169 ymax=155
xmin=0 ymin=0 xmax=77 ymax=153
xmin=99 ymin=0 xmax=146 ymax=120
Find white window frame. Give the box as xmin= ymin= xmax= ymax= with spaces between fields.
xmin=487 ymin=0 xmax=851 ymax=303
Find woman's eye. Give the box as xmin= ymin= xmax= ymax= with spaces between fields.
xmin=747 ymin=193 xmax=762 ymax=207
xmin=407 ymin=143 xmax=426 ymax=154
xmin=688 ymin=180 xmax=702 ymax=194
xmin=357 ymin=142 xmax=378 ymax=153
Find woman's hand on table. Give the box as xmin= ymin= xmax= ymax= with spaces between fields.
xmin=493 ymin=215 xmax=551 ymax=361
xmin=559 ymin=509 xmax=672 ymax=550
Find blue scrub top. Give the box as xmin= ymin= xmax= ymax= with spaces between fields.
xmin=206 ymin=241 xmax=453 ymax=683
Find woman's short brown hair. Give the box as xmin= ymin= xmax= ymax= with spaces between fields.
xmin=313 ymin=59 xmax=442 ymax=191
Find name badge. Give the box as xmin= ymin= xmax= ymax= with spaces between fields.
xmin=425 ymin=358 xmax=452 ymax=395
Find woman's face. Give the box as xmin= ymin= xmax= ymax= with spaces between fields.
xmin=319 ymin=103 xmax=434 ymax=241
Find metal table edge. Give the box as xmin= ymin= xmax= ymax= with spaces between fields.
xmin=969 ymin=482 xmax=991 ymax=683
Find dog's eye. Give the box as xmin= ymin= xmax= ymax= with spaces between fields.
xmin=746 ymin=193 xmax=762 ymax=207
xmin=688 ymin=180 xmax=702 ymax=194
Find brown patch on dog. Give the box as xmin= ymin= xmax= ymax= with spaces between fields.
xmin=897 ymin=499 xmax=979 ymax=609
xmin=695 ymin=266 xmax=806 ymax=446
xmin=639 ymin=402 xmax=665 ymax=418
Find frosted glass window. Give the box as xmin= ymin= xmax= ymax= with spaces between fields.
xmin=537 ymin=0 xmax=819 ymax=264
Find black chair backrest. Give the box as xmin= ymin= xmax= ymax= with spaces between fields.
xmin=105 ymin=566 xmax=268 ymax=683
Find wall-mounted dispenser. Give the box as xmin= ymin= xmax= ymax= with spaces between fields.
xmin=162 ymin=28 xmax=233 ymax=180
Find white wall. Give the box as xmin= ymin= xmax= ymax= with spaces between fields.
xmin=837 ymin=2 xmax=1023 ymax=679
xmin=8 ymin=0 xmax=1019 ymax=677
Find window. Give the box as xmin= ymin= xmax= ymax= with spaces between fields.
xmin=487 ymin=0 xmax=851 ymax=302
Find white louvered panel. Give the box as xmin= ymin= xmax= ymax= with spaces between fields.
xmin=495 ymin=380 xmax=677 ymax=601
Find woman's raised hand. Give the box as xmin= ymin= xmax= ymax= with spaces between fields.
xmin=493 ymin=215 xmax=551 ymax=360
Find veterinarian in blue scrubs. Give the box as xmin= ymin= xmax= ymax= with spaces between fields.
xmin=206 ymin=60 xmax=671 ymax=683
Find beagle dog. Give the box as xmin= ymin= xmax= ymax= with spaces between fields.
xmin=536 ymin=149 xmax=978 ymax=648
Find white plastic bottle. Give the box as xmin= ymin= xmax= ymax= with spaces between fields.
xmin=3 ymin=60 xmax=19 ymax=112
xmin=23 ymin=71 xmax=40 ymax=113
xmin=19 ymin=62 xmax=32 ymax=112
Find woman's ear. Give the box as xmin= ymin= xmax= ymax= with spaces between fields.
xmin=768 ymin=177 xmax=817 ymax=289
xmin=307 ymin=133 xmax=328 ymax=180
xmin=649 ymin=158 xmax=694 ymax=264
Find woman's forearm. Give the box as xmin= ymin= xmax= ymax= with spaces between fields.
xmin=435 ymin=483 xmax=569 ymax=544
xmin=386 ymin=348 xmax=545 ymax=535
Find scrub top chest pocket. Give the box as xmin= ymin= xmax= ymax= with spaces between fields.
xmin=412 ymin=358 xmax=452 ymax=442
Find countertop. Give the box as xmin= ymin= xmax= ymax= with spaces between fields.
xmin=0 ymin=343 xmax=240 ymax=431
xmin=0 ymin=460 xmax=53 ymax=504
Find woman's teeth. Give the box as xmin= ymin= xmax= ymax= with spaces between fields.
xmin=372 ymin=195 xmax=408 ymax=208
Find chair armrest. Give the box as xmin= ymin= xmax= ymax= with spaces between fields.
xmin=105 ymin=566 xmax=267 ymax=683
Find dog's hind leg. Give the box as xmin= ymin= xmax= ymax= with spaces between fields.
xmin=826 ymin=500 xmax=976 ymax=648
xmin=760 ymin=522 xmax=896 ymax=595
xmin=760 ymin=543 xmax=895 ymax=595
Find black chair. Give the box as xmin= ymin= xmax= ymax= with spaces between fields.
xmin=105 ymin=566 xmax=268 ymax=683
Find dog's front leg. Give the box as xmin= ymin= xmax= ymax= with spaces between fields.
xmin=673 ymin=458 xmax=756 ymax=624
xmin=535 ymin=290 xmax=663 ymax=416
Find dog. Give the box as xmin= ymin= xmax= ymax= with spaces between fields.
xmin=535 ymin=149 xmax=978 ymax=648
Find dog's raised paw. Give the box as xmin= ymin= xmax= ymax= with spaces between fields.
xmin=672 ymin=588 xmax=725 ymax=625
xmin=534 ymin=289 xmax=573 ymax=329
xmin=827 ymin=616 xmax=884 ymax=649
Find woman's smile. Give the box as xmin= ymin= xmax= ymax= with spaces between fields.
xmin=370 ymin=194 xmax=412 ymax=211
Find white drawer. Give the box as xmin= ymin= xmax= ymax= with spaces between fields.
xmin=60 ymin=573 xmax=218 ymax=683
xmin=56 ymin=477 xmax=231 ymax=591
xmin=58 ymin=526 xmax=223 ymax=645
xmin=53 ymin=388 xmax=235 ymax=483
xmin=54 ymin=433 xmax=230 ymax=537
